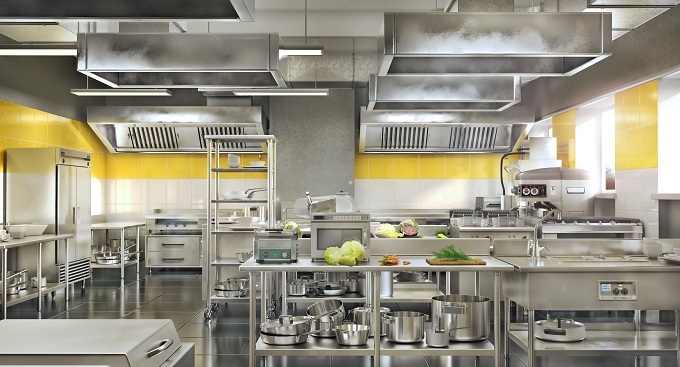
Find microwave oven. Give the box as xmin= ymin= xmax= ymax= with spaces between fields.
xmin=310 ymin=213 xmax=371 ymax=261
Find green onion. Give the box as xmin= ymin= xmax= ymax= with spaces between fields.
xmin=432 ymin=245 xmax=472 ymax=261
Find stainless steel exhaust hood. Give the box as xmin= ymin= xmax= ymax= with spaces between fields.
xmin=77 ymin=33 xmax=287 ymax=88
xmin=359 ymin=107 xmax=534 ymax=154
xmin=0 ymin=0 xmax=255 ymax=21
xmin=87 ymin=106 xmax=266 ymax=153
xmin=379 ymin=12 xmax=612 ymax=76
xmin=367 ymin=74 xmax=520 ymax=111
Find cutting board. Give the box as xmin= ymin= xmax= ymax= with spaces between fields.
xmin=426 ymin=258 xmax=486 ymax=265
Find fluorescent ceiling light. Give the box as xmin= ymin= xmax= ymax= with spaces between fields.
xmin=70 ymin=89 xmax=172 ymax=97
xmin=232 ymin=88 xmax=329 ymax=96
xmin=282 ymin=44 xmax=324 ymax=56
xmin=0 ymin=43 xmax=76 ymax=56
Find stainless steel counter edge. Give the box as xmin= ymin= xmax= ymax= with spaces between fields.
xmin=239 ymin=256 xmax=514 ymax=272
xmin=0 ymin=234 xmax=73 ymax=250
xmin=497 ymin=256 xmax=680 ymax=272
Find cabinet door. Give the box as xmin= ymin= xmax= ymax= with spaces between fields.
xmin=75 ymin=166 xmax=91 ymax=260
xmin=57 ymin=165 xmax=77 ymax=262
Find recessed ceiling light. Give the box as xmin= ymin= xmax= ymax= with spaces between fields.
xmin=232 ymin=88 xmax=329 ymax=96
xmin=282 ymin=45 xmax=324 ymax=56
xmin=0 ymin=43 xmax=76 ymax=56
xmin=70 ymin=89 xmax=172 ymax=97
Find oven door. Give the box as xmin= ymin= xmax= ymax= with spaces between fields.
xmin=311 ymin=221 xmax=370 ymax=260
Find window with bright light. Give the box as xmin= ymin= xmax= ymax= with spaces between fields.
xmin=601 ymin=109 xmax=615 ymax=191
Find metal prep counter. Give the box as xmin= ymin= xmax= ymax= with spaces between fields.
xmin=240 ymin=256 xmax=514 ymax=367
xmin=498 ymin=256 xmax=680 ymax=367
xmin=1 ymin=234 xmax=73 ymax=319
xmin=91 ymin=222 xmax=145 ymax=282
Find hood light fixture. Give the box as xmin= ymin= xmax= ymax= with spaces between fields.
xmin=0 ymin=43 xmax=76 ymax=56
xmin=70 ymin=89 xmax=172 ymax=97
xmin=232 ymin=88 xmax=329 ymax=96
xmin=281 ymin=44 xmax=324 ymax=56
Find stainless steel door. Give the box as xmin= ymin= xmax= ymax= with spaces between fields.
xmin=76 ymin=166 xmax=91 ymax=260
xmin=57 ymin=165 xmax=77 ymax=263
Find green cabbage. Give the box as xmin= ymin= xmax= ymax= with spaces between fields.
xmin=341 ymin=239 xmax=365 ymax=263
xmin=283 ymin=220 xmax=301 ymax=238
xmin=398 ymin=218 xmax=419 ymax=229
xmin=323 ymin=240 xmax=365 ymax=266
xmin=375 ymin=223 xmax=404 ymax=238
xmin=323 ymin=246 xmax=341 ymax=265
xmin=338 ymin=255 xmax=357 ymax=266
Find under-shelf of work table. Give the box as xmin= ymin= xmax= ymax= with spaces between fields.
xmin=1 ymin=234 xmax=73 ymax=319
xmin=90 ymin=222 xmax=145 ymax=281
xmin=240 ymin=256 xmax=514 ymax=367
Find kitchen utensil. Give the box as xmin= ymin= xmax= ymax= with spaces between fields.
xmin=339 ymin=277 xmax=361 ymax=293
xmin=6 ymin=224 xmax=27 ymax=239
xmin=425 ymin=327 xmax=450 ymax=348
xmin=213 ymin=289 xmax=247 ymax=298
xmin=249 ymin=160 xmax=266 ymax=167
xmin=215 ymin=278 xmax=249 ymax=291
xmin=236 ymin=251 xmax=253 ymax=263
xmin=31 ymin=276 xmax=47 ymax=288
xmin=237 ymin=216 xmax=254 ymax=227
xmin=334 ymin=323 xmax=370 ymax=346
xmin=260 ymin=315 xmax=316 ymax=336
xmin=260 ymin=331 xmax=314 ymax=345
xmin=396 ymin=271 xmax=426 ymax=282
xmin=431 ymin=294 xmax=490 ymax=342
xmin=307 ymin=299 xmax=345 ymax=338
xmin=95 ymin=252 xmax=121 ymax=265
xmin=1 ymin=269 xmax=28 ymax=295
xmin=227 ymin=154 xmax=240 ymax=168
xmin=643 ymin=242 xmax=663 ymax=259
xmin=109 ymin=239 xmax=121 ymax=252
xmin=350 ymin=305 xmax=390 ymax=337
xmin=534 ymin=317 xmax=586 ymax=342
xmin=318 ymin=283 xmax=346 ymax=296
xmin=288 ymin=277 xmax=319 ymax=296
xmin=382 ymin=311 xmax=428 ymax=343
xmin=25 ymin=224 xmax=47 ymax=236
xmin=18 ymin=271 xmax=28 ymax=290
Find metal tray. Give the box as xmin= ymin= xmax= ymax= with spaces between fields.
xmin=659 ymin=255 xmax=680 ymax=265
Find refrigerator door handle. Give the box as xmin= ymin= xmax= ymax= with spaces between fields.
xmin=73 ymin=207 xmax=76 ymax=224
xmin=77 ymin=207 xmax=80 ymax=225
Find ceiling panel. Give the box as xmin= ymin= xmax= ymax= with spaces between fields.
xmin=0 ymin=24 xmax=75 ymax=42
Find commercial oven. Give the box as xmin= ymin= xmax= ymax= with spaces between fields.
xmin=145 ymin=210 xmax=206 ymax=270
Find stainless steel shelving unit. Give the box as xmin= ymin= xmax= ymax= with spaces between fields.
xmin=90 ymin=222 xmax=145 ymax=282
xmin=1 ymin=234 xmax=73 ymax=319
xmin=204 ymin=135 xmax=277 ymax=319
xmin=240 ymin=256 xmax=513 ymax=367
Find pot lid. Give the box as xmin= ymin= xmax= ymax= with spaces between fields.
xmin=261 ymin=315 xmax=312 ymax=329
xmin=536 ymin=319 xmax=584 ymax=330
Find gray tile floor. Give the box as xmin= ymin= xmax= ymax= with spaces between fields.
xmin=4 ymin=267 xmax=677 ymax=367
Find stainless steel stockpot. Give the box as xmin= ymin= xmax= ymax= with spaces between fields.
xmin=306 ymin=299 xmax=345 ymax=338
xmin=215 ymin=278 xmax=249 ymax=292
xmin=381 ymin=311 xmax=428 ymax=343
xmin=287 ymin=277 xmax=318 ymax=296
xmin=350 ymin=306 xmax=390 ymax=337
xmin=431 ymin=294 xmax=490 ymax=342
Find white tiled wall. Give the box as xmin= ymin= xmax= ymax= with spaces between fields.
xmin=103 ymin=178 xmax=268 ymax=221
xmin=355 ymin=178 xmax=501 ymax=210
xmin=615 ymin=168 xmax=659 ymax=238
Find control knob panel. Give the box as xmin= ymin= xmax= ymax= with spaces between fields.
xmin=598 ymin=280 xmax=636 ymax=301
xmin=517 ymin=184 xmax=547 ymax=198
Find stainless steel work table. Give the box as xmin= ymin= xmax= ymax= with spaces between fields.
xmin=240 ymin=256 xmax=513 ymax=367
xmin=91 ymin=222 xmax=145 ymax=282
xmin=1 ymin=234 xmax=73 ymax=319
xmin=498 ymin=256 xmax=680 ymax=367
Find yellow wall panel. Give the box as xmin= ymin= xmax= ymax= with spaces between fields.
xmin=91 ymin=152 xmax=106 ymax=179
xmin=639 ymin=124 xmax=658 ymax=169
xmin=0 ymin=138 xmax=5 ymax=171
xmin=47 ymin=113 xmax=60 ymax=146
xmin=19 ymin=106 xmax=35 ymax=142
xmin=445 ymin=155 xmax=470 ymax=179
xmin=0 ymin=102 xmax=5 ymax=137
xmin=34 ymin=111 xmax=48 ymax=144
xmin=614 ymin=81 xmax=658 ymax=170
xmin=354 ymin=154 xmax=369 ymax=179
xmin=167 ymin=154 xmax=193 ymax=179
xmin=6 ymin=103 xmax=20 ymax=140
xmin=5 ymin=138 xmax=21 ymax=150
xmin=141 ymin=155 xmax=168 ymax=179
xmin=419 ymin=155 xmax=445 ymax=179
xmin=191 ymin=154 xmax=208 ymax=179
xmin=109 ymin=154 xmax=141 ymax=179
xmin=639 ymin=80 xmax=658 ymax=127
xmin=393 ymin=155 xmax=418 ymax=179
xmin=469 ymin=155 xmax=496 ymax=179
xmin=368 ymin=155 xmax=394 ymax=179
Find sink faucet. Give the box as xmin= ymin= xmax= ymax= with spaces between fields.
xmin=529 ymin=208 xmax=561 ymax=259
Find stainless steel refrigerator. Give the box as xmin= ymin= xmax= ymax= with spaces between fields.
xmin=4 ymin=148 xmax=92 ymax=284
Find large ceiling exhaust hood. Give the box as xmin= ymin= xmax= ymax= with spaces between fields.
xmin=77 ymin=33 xmax=287 ymax=88
xmin=88 ymin=106 xmax=266 ymax=153
xmin=367 ymin=74 xmax=520 ymax=111
xmin=0 ymin=0 xmax=255 ymax=21
xmin=359 ymin=107 xmax=534 ymax=154
xmin=379 ymin=12 xmax=612 ymax=76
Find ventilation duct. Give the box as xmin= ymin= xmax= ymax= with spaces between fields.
xmin=77 ymin=33 xmax=287 ymax=88
xmin=367 ymin=74 xmax=520 ymax=111
xmin=0 ymin=0 xmax=255 ymax=21
xmin=87 ymin=106 xmax=266 ymax=153
xmin=359 ymin=107 xmax=534 ymax=154
xmin=379 ymin=12 xmax=612 ymax=76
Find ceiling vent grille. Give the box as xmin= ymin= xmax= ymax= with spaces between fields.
xmin=198 ymin=126 xmax=248 ymax=150
xmin=381 ymin=126 xmax=429 ymax=150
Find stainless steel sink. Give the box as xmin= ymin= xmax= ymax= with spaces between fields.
xmin=546 ymin=255 xmax=650 ymax=263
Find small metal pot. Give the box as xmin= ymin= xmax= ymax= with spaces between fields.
xmin=339 ymin=277 xmax=361 ymax=293
xmin=382 ymin=311 xmax=428 ymax=343
xmin=260 ymin=331 xmax=311 ymax=345
xmin=425 ymin=327 xmax=450 ymax=348
xmin=535 ymin=317 xmax=586 ymax=342
xmin=307 ymin=299 xmax=345 ymax=338
xmin=431 ymin=294 xmax=490 ymax=342
xmin=213 ymin=289 xmax=247 ymax=298
xmin=236 ymin=251 xmax=253 ymax=263
xmin=334 ymin=323 xmax=370 ymax=346
xmin=95 ymin=252 xmax=121 ymax=265
xmin=396 ymin=271 xmax=426 ymax=282
xmin=215 ymin=278 xmax=249 ymax=292
xmin=317 ymin=283 xmax=346 ymax=296
xmin=260 ymin=315 xmax=316 ymax=336
xmin=288 ymin=277 xmax=319 ymax=296
xmin=350 ymin=306 xmax=390 ymax=337
xmin=31 ymin=276 xmax=47 ymax=288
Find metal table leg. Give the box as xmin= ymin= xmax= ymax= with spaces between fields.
xmin=250 ymin=271 xmax=257 ymax=367
xmin=120 ymin=228 xmax=126 ymax=281
xmin=65 ymin=238 xmax=69 ymax=302
xmin=37 ymin=243 xmax=42 ymax=313
xmin=474 ymin=271 xmax=481 ymax=296
xmin=135 ymin=226 xmax=140 ymax=280
xmin=372 ymin=271 xmax=381 ymax=367
xmin=676 ymin=310 xmax=679 ymax=367
xmin=504 ymin=296 xmax=510 ymax=361
xmin=493 ymin=272 xmax=501 ymax=367
xmin=527 ymin=309 xmax=535 ymax=367
xmin=2 ymin=248 xmax=7 ymax=319
xmin=281 ymin=272 xmax=287 ymax=315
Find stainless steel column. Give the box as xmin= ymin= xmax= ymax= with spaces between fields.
xmin=676 ymin=309 xmax=679 ymax=367
xmin=135 ymin=226 xmax=141 ymax=280
xmin=65 ymin=238 xmax=69 ymax=302
xmin=281 ymin=271 xmax=287 ymax=315
xmin=250 ymin=271 xmax=257 ymax=367
xmin=527 ymin=309 xmax=535 ymax=367
xmin=475 ymin=272 xmax=481 ymax=295
xmin=493 ymin=271 xmax=501 ymax=367
xmin=37 ymin=243 xmax=42 ymax=312
xmin=504 ymin=297 xmax=510 ymax=361
xmin=120 ymin=228 xmax=125 ymax=281
xmin=2 ymin=248 xmax=7 ymax=319
xmin=372 ymin=271 xmax=381 ymax=367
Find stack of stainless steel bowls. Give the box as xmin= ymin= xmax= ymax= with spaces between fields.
xmin=214 ymin=278 xmax=249 ymax=297
xmin=306 ymin=299 xmax=344 ymax=337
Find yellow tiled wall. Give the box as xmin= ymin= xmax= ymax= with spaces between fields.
xmin=614 ymin=80 xmax=658 ymax=170
xmin=552 ymin=110 xmax=576 ymax=168
xmin=0 ymin=100 xmax=108 ymax=178
xmin=355 ymin=153 xmax=502 ymax=179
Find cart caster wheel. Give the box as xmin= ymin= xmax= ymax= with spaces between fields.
xmin=211 ymin=303 xmax=220 ymax=312
xmin=204 ymin=309 xmax=213 ymax=320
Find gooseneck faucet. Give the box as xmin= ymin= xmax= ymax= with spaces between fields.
xmin=529 ymin=208 xmax=562 ymax=259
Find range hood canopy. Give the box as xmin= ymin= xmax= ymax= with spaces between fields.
xmin=0 ymin=0 xmax=254 ymax=21
xmin=359 ymin=107 xmax=534 ymax=154
xmin=379 ymin=12 xmax=612 ymax=76
xmin=77 ymin=33 xmax=287 ymax=88
xmin=367 ymin=74 xmax=520 ymax=111
xmin=87 ymin=106 xmax=266 ymax=153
